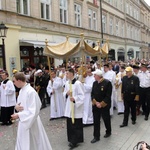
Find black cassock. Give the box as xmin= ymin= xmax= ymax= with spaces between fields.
xmin=67 ymin=118 xmax=84 ymax=144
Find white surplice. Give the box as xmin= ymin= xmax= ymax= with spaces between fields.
xmin=15 ymin=84 xmax=52 ymax=150
xmin=103 ymin=70 xmax=116 ymax=115
xmin=83 ymin=75 xmax=95 ymax=124
xmin=0 ymin=80 xmax=16 ymax=107
xmin=47 ymin=77 xmax=65 ymax=118
xmin=63 ymin=80 xmax=84 ymax=118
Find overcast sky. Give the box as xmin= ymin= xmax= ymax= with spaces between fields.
xmin=144 ymin=0 xmax=150 ymax=6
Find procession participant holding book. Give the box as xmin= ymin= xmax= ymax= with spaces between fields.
xmin=91 ymin=69 xmax=112 ymax=143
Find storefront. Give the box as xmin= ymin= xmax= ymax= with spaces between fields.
xmin=117 ymin=49 xmax=125 ymax=61
xmin=127 ymin=49 xmax=134 ymax=60
xmin=108 ymin=49 xmax=115 ymax=60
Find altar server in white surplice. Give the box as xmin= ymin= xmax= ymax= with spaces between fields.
xmin=103 ymin=64 xmax=116 ymax=116
xmin=83 ymin=68 xmax=95 ymax=125
xmin=47 ymin=70 xmax=65 ymax=120
xmin=63 ymin=68 xmax=84 ymax=149
xmin=11 ymin=72 xmax=52 ymax=150
xmin=0 ymin=71 xmax=16 ymax=125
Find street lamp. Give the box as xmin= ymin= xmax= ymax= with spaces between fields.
xmin=100 ymin=0 xmax=103 ymax=45
xmin=0 ymin=23 xmax=8 ymax=70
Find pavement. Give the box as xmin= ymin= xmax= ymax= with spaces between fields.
xmin=0 ymin=105 xmax=150 ymax=150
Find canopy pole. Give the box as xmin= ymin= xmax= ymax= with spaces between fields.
xmin=66 ymin=58 xmax=68 ymax=69
xmin=97 ymin=40 xmax=101 ymax=69
xmin=45 ymin=39 xmax=52 ymax=77
xmin=106 ymin=38 xmax=109 ymax=62
xmin=47 ymin=56 xmax=51 ymax=77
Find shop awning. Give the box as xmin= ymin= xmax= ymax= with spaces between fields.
xmin=19 ymin=40 xmax=55 ymax=48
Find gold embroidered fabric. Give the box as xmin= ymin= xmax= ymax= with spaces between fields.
xmin=43 ymin=38 xmax=108 ymax=58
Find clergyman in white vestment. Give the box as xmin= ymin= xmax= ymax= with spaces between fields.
xmin=11 ymin=72 xmax=52 ymax=150
xmin=47 ymin=70 xmax=65 ymax=120
xmin=83 ymin=68 xmax=95 ymax=125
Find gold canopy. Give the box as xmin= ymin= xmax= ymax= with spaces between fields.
xmin=43 ymin=37 xmax=108 ymax=59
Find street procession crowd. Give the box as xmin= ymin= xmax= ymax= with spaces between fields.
xmin=0 ymin=58 xmax=150 ymax=150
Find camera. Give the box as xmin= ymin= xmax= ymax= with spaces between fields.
xmin=133 ymin=141 xmax=150 ymax=150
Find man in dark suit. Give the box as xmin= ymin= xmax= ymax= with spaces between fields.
xmin=91 ymin=69 xmax=112 ymax=143
xmin=120 ymin=67 xmax=139 ymax=127
xmin=112 ymin=61 xmax=120 ymax=74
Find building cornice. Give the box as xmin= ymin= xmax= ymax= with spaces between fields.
xmin=126 ymin=14 xmax=141 ymax=27
xmin=86 ymin=1 xmax=99 ymax=9
xmin=140 ymin=0 xmax=150 ymax=10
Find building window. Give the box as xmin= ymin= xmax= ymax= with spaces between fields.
xmin=116 ymin=19 xmax=119 ymax=36
xmin=120 ymin=22 xmax=124 ymax=37
xmin=136 ymin=51 xmax=140 ymax=59
xmin=136 ymin=10 xmax=139 ymax=20
xmin=126 ymin=3 xmax=129 ymax=14
xmin=0 ymin=0 xmax=1 ymax=9
xmin=16 ymin=0 xmax=30 ymax=15
xmin=93 ymin=11 xmax=97 ymax=30
xmin=60 ymin=0 xmax=68 ymax=24
xmin=108 ymin=0 xmax=113 ymax=5
xmin=135 ymin=28 xmax=137 ymax=40
xmin=134 ymin=8 xmax=136 ymax=19
xmin=88 ymin=9 xmax=92 ymax=29
xmin=132 ymin=27 xmax=135 ymax=39
xmin=120 ymin=0 xmax=123 ymax=11
xmin=88 ymin=9 xmax=97 ymax=31
xmin=109 ymin=17 xmax=113 ymax=35
xmin=138 ymin=29 xmax=140 ymax=41
xmin=127 ymin=25 xmax=130 ymax=38
xmin=102 ymin=14 xmax=106 ymax=33
xmin=114 ymin=0 xmax=118 ymax=8
xmin=41 ymin=0 xmax=51 ymax=20
xmin=74 ymin=3 xmax=81 ymax=27
xmin=130 ymin=5 xmax=132 ymax=16
xmin=130 ymin=26 xmax=133 ymax=39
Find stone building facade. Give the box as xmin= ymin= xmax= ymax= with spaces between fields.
xmin=0 ymin=0 xmax=149 ymax=74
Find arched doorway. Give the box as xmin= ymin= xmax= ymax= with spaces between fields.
xmin=108 ymin=49 xmax=115 ymax=60
xmin=127 ymin=49 xmax=134 ymax=60
xmin=117 ymin=49 xmax=125 ymax=61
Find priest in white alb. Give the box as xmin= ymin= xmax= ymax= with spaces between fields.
xmin=83 ymin=68 xmax=95 ymax=125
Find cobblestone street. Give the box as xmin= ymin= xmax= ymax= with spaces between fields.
xmin=0 ymin=105 xmax=150 ymax=150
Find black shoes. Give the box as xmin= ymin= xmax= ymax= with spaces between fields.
xmin=1 ymin=121 xmax=12 ymax=126
xmin=120 ymin=124 xmax=127 ymax=128
xmin=104 ymin=133 xmax=111 ymax=138
xmin=132 ymin=121 xmax=136 ymax=125
xmin=68 ymin=143 xmax=78 ymax=149
xmin=145 ymin=116 xmax=148 ymax=121
xmin=40 ymin=105 xmax=46 ymax=110
xmin=49 ymin=118 xmax=55 ymax=121
xmin=83 ymin=123 xmax=93 ymax=127
xmin=120 ymin=121 xmax=136 ymax=127
xmin=6 ymin=122 xmax=12 ymax=126
xmin=118 ymin=112 xmax=124 ymax=115
xmin=91 ymin=138 xmax=100 ymax=143
xmin=1 ymin=122 xmax=6 ymax=126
